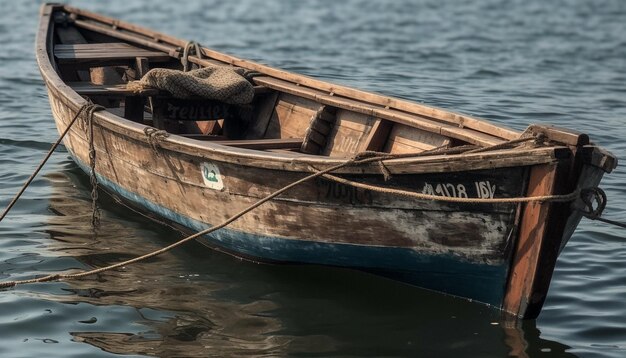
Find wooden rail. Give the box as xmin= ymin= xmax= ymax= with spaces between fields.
xmin=65 ymin=5 xmax=521 ymax=145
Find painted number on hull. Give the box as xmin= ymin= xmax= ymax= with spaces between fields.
xmin=200 ymin=162 xmax=224 ymax=190
xmin=421 ymin=181 xmax=496 ymax=199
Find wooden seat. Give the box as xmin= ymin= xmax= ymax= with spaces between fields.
xmin=67 ymin=81 xmax=151 ymax=121
xmin=68 ymin=82 xmax=160 ymax=97
xmin=182 ymin=136 xmax=304 ymax=150
xmin=54 ymin=43 xmax=170 ymax=66
xmin=69 ymin=81 xmax=268 ymax=98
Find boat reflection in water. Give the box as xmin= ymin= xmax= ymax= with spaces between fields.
xmin=41 ymin=165 xmax=577 ymax=357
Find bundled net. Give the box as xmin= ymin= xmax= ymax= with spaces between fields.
xmin=128 ymin=64 xmax=255 ymax=104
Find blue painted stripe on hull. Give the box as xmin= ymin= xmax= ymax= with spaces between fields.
xmin=70 ymin=155 xmax=507 ymax=307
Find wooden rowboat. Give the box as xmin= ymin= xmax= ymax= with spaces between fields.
xmin=36 ymin=4 xmax=616 ymax=319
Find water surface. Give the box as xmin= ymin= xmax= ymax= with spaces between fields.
xmin=0 ymin=0 xmax=624 ymax=357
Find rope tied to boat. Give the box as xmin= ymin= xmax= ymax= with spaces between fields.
xmin=143 ymin=127 xmax=169 ymax=154
xmin=0 ymin=103 xmax=103 ymax=224
xmin=83 ymin=104 xmax=105 ymax=227
xmin=181 ymin=41 xmax=203 ymax=72
xmin=574 ymin=187 xmax=625 ymax=228
xmin=0 ymin=152 xmax=374 ymax=288
xmin=311 ymin=146 xmax=584 ymax=205
xmin=1 ymin=136 xmax=622 ymax=289
xmin=579 ymin=187 xmax=607 ymax=220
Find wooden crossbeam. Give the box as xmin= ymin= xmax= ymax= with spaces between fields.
xmin=182 ymin=136 xmax=304 ymax=150
xmin=54 ymin=42 xmax=170 ymax=65
xmin=68 ymin=82 xmax=159 ymax=96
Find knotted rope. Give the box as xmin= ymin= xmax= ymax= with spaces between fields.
xmin=0 ymin=103 xmax=103 ymax=224
xmin=84 ymin=104 xmax=105 ymax=227
xmin=577 ymin=187 xmax=625 ymax=228
xmin=181 ymin=41 xmax=203 ymax=72
xmin=143 ymin=127 xmax=169 ymax=153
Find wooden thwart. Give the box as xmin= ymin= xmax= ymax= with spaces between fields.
xmin=69 ymin=82 xmax=159 ymax=96
xmin=182 ymin=136 xmax=304 ymax=150
xmin=54 ymin=42 xmax=170 ymax=65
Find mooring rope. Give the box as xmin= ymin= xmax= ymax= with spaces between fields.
xmin=320 ymin=173 xmax=582 ymax=204
xmin=0 ymin=135 xmax=621 ymax=289
xmin=576 ymin=187 xmax=626 ymax=228
xmin=0 ymin=153 xmax=382 ymax=288
xmin=143 ymin=127 xmax=169 ymax=153
xmin=0 ymin=103 xmax=103 ymax=224
xmin=85 ymin=104 xmax=104 ymax=227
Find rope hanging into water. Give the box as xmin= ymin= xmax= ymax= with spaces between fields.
xmin=0 ymin=153 xmax=383 ymax=288
xmin=0 ymin=103 xmax=103 ymax=224
xmin=85 ymin=105 xmax=104 ymax=227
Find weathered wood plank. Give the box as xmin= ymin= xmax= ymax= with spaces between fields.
xmin=503 ymin=164 xmax=557 ymax=317
xmin=254 ymin=76 xmax=505 ymax=147
xmin=525 ymin=124 xmax=589 ymax=147
xmin=135 ymin=56 xmax=149 ymax=78
xmin=323 ymin=110 xmax=376 ymax=156
xmin=384 ymin=123 xmax=451 ymax=154
xmin=56 ymin=26 xmax=88 ymax=45
xmin=181 ymin=137 xmax=304 ymax=150
xmin=364 ymin=118 xmax=392 ymax=152
xmin=68 ymin=82 xmax=158 ymax=96
xmin=72 ymin=19 xmax=181 ymax=57
xmin=54 ymin=42 xmax=170 ymax=64
xmin=245 ymin=92 xmax=279 ymax=139
xmin=264 ymin=93 xmax=321 ymax=139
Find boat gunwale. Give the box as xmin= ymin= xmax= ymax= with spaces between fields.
xmin=63 ymin=5 xmax=521 ymax=140
xmin=37 ymin=4 xmax=567 ymax=174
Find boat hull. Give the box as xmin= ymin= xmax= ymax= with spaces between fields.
xmin=36 ymin=4 xmax=616 ymax=319
xmin=49 ymin=87 xmax=524 ymax=308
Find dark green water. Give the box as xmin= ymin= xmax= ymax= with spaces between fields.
xmin=0 ymin=0 xmax=624 ymax=357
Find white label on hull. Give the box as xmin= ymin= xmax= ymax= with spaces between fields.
xmin=200 ymin=162 xmax=224 ymax=190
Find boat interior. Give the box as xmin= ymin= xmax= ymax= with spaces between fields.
xmin=49 ymin=7 xmax=534 ymax=158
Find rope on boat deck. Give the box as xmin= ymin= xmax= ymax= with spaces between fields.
xmin=0 ymin=136 xmax=621 ymax=289
xmin=0 ymin=103 xmax=104 ymax=224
